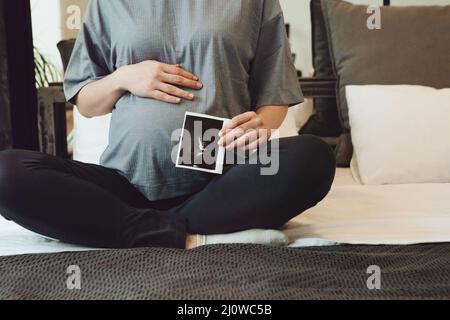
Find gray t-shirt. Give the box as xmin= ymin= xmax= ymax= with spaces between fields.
xmin=64 ymin=0 xmax=303 ymax=201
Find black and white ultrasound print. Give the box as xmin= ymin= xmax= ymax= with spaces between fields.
xmin=176 ymin=112 xmax=228 ymax=174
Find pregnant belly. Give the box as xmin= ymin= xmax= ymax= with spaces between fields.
xmin=100 ymin=95 xmax=217 ymax=200
xmin=114 ymin=96 xmax=188 ymax=142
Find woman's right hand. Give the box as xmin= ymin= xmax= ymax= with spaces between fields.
xmin=115 ymin=60 xmax=203 ymax=104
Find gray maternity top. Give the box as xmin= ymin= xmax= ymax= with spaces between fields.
xmin=64 ymin=0 xmax=303 ymax=200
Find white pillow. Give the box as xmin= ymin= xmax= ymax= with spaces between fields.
xmin=347 ymin=85 xmax=450 ymax=185
xmin=73 ymin=107 xmax=111 ymax=165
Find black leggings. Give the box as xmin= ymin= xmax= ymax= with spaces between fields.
xmin=0 ymin=135 xmax=335 ymax=249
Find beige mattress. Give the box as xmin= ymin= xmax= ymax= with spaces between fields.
xmin=1 ymin=169 xmax=450 ymax=256
xmin=285 ymin=168 xmax=450 ymax=247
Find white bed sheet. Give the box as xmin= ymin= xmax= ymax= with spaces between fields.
xmin=1 ymin=169 xmax=450 ymax=256
xmin=286 ymin=169 xmax=450 ymax=247
xmin=0 ymin=218 xmax=94 ymax=256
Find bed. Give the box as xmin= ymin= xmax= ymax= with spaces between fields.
xmin=2 ymin=166 xmax=450 ymax=256
xmin=1 ymin=163 xmax=450 ymax=300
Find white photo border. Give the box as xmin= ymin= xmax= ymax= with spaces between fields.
xmin=176 ymin=111 xmax=230 ymax=175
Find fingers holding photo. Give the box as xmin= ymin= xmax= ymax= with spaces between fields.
xmin=220 ymin=112 xmax=256 ymax=134
xmin=219 ymin=111 xmax=270 ymax=151
xmin=223 ymin=128 xmax=270 ymax=151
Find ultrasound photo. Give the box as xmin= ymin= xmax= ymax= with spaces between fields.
xmin=176 ymin=112 xmax=228 ymax=174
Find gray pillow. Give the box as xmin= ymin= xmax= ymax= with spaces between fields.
xmin=321 ymin=0 xmax=450 ymax=166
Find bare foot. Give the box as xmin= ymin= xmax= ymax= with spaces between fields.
xmin=185 ymin=234 xmax=198 ymax=250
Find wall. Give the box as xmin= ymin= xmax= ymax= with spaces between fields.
xmin=31 ymin=0 xmax=64 ymax=74
xmin=31 ymin=0 xmax=88 ymax=75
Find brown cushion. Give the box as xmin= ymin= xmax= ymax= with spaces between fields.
xmin=321 ymin=0 xmax=450 ymax=166
xmin=57 ymin=39 xmax=76 ymax=73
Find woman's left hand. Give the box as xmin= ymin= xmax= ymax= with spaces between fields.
xmin=218 ymin=111 xmax=271 ymax=151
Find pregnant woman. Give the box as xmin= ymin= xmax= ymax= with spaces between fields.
xmin=0 ymin=0 xmax=335 ymax=249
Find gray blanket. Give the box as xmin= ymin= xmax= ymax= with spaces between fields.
xmin=0 ymin=244 xmax=449 ymax=300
